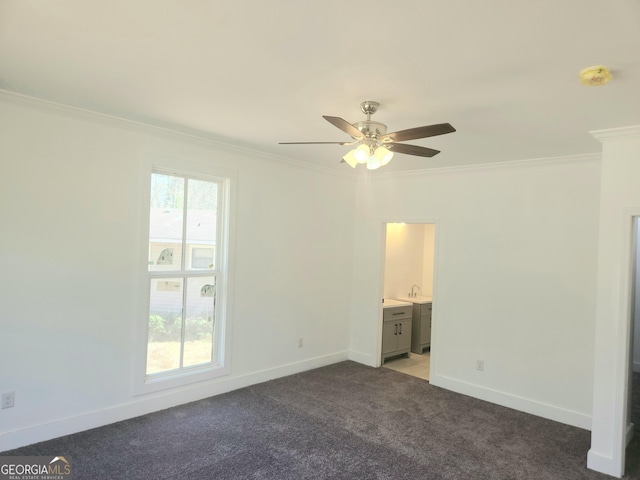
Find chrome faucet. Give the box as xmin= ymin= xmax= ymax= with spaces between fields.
xmin=410 ymin=284 xmax=420 ymax=298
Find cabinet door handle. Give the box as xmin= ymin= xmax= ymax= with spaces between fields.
xmin=394 ymin=323 xmax=398 ymax=335
xmin=399 ymin=323 xmax=403 ymax=334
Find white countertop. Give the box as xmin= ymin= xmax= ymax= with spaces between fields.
xmin=395 ymin=296 xmax=433 ymax=304
xmin=383 ymin=299 xmax=412 ymax=308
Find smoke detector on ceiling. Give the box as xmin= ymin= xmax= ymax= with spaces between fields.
xmin=579 ymin=65 xmax=612 ymax=86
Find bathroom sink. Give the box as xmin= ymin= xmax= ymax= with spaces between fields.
xmin=383 ymin=299 xmax=412 ymax=308
xmin=395 ymin=295 xmax=432 ymax=304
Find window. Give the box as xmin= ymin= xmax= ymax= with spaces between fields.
xmin=144 ymin=169 xmax=229 ymax=383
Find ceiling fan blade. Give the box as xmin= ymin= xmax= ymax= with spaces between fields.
xmin=279 ymin=141 xmax=351 ymax=145
xmin=380 ymin=123 xmax=455 ymax=143
xmin=322 ymin=116 xmax=365 ymax=140
xmin=387 ymin=143 xmax=441 ymax=157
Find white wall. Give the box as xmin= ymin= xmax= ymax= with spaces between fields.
xmin=421 ymin=224 xmax=435 ymax=296
xmin=383 ymin=223 xmax=435 ymax=300
xmin=383 ymin=223 xmax=424 ymax=299
xmin=0 ymin=95 xmax=357 ymax=450
xmin=349 ymin=158 xmax=601 ymax=429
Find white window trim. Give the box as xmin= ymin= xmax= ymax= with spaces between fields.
xmin=134 ymin=156 xmax=236 ymax=396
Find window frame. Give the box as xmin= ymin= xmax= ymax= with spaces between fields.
xmin=135 ymin=159 xmax=235 ymax=395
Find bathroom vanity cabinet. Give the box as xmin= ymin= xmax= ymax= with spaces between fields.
xmin=395 ymin=296 xmax=433 ymax=355
xmin=410 ymin=301 xmax=432 ymax=354
xmin=381 ymin=303 xmax=413 ymax=364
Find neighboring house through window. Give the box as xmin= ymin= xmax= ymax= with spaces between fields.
xmin=191 ymin=247 xmax=214 ymax=269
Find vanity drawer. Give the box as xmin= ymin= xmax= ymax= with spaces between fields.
xmin=383 ymin=306 xmax=412 ymax=321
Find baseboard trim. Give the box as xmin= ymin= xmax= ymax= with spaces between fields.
xmin=348 ymin=350 xmax=375 ymax=367
xmin=0 ymin=351 xmax=349 ymax=452
xmin=587 ymin=449 xmax=624 ymax=478
xmin=430 ymin=373 xmax=591 ymax=430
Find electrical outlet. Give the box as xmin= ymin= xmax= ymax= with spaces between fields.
xmin=476 ymin=360 xmax=485 ymax=371
xmin=298 ymin=337 xmax=304 ymax=348
xmin=2 ymin=391 xmax=15 ymax=409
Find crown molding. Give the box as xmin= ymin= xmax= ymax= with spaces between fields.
xmin=0 ymin=89 xmax=352 ymax=179
xmin=0 ymin=88 xmax=604 ymax=180
xmin=590 ymin=125 xmax=640 ymax=142
xmin=370 ymin=152 xmax=601 ymax=179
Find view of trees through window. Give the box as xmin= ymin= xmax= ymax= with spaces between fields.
xmin=150 ymin=173 xmax=217 ymax=210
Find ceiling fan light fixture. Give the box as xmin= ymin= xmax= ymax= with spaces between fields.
xmin=366 ymin=155 xmax=381 ymax=170
xmin=342 ymin=149 xmax=358 ymax=168
xmin=374 ymin=146 xmax=393 ymax=166
xmin=354 ymin=144 xmax=370 ymax=164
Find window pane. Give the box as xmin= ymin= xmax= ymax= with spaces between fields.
xmin=191 ymin=247 xmax=214 ymax=269
xmin=149 ymin=174 xmax=184 ymax=271
xmin=146 ymin=278 xmax=184 ymax=374
xmin=186 ymin=179 xmax=217 ymax=270
xmin=183 ymin=276 xmax=216 ymax=367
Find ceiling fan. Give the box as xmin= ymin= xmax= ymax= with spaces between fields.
xmin=280 ymin=101 xmax=456 ymax=170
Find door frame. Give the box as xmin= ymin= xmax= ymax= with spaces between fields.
xmin=589 ymin=210 xmax=639 ymax=476
xmin=376 ymin=219 xmax=441 ymax=375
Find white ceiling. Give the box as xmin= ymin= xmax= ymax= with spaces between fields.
xmin=1 ymin=0 xmax=639 ymax=172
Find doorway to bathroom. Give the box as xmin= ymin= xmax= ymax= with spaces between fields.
xmin=381 ymin=222 xmax=436 ymax=381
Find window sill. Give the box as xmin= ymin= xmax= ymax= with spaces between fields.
xmin=135 ymin=363 xmax=231 ymax=396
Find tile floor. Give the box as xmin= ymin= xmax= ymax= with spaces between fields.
xmin=382 ymin=351 xmax=430 ymax=381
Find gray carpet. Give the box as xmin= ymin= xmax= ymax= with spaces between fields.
xmin=2 ymin=362 xmax=636 ymax=479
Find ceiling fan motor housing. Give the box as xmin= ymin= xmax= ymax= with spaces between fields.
xmin=354 ymin=120 xmax=387 ymax=154
xmin=355 ymin=121 xmax=387 ymax=137
xmin=357 ymin=101 xmax=387 ymax=153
